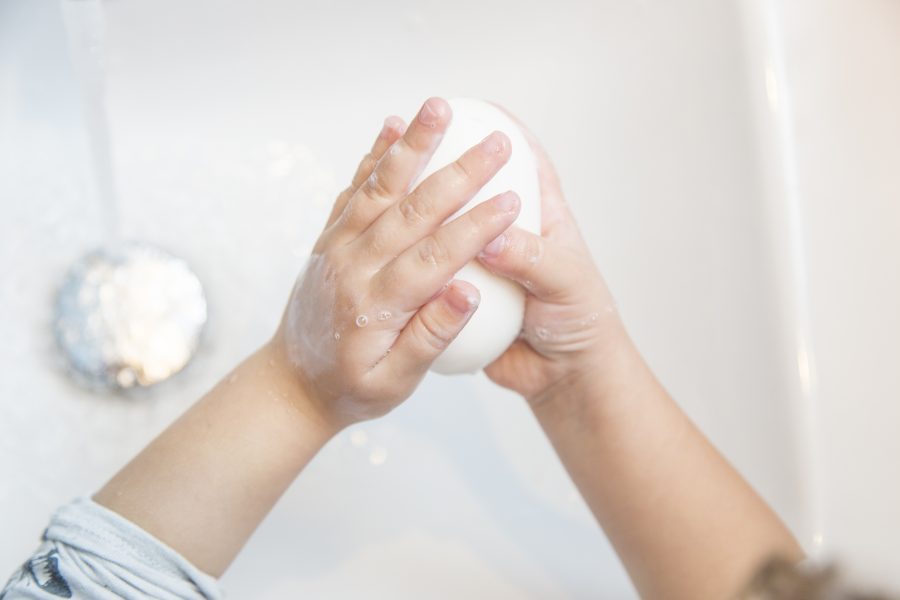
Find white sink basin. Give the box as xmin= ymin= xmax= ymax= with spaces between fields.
xmin=1 ymin=0 xmax=898 ymax=596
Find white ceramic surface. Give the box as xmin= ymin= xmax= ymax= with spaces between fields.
xmin=2 ymin=0 xmax=898 ymax=597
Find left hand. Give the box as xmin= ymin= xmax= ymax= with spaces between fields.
xmin=271 ymin=98 xmax=522 ymax=428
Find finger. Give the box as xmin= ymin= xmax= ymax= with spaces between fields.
xmin=325 ymin=116 xmax=406 ymax=230
xmin=352 ymin=116 xmax=408 ymax=189
xmin=525 ymin=128 xmax=580 ymax=243
xmin=351 ymin=130 xmax=511 ymax=263
xmin=334 ymin=97 xmax=452 ymax=242
xmin=371 ymin=279 xmax=479 ymax=378
xmin=476 ymin=225 xmax=578 ymax=300
xmin=489 ymin=102 xmax=582 ymax=246
xmin=374 ymin=191 xmax=520 ymax=312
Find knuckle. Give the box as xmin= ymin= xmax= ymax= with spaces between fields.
xmin=361 ymin=152 xmax=377 ymax=170
xmin=464 ymin=204 xmax=492 ymax=230
xmin=337 ymin=185 xmax=354 ymax=202
xmin=399 ymin=191 xmax=433 ymax=225
xmin=417 ymin=312 xmax=455 ymax=351
xmin=451 ymin=158 xmax=474 ymax=183
xmin=352 ymin=153 xmax=377 ymax=185
xmin=364 ymin=174 xmax=388 ymax=200
xmin=391 ymin=137 xmax=410 ymax=157
xmin=363 ymin=227 xmax=388 ymax=255
xmin=335 ymin=197 xmax=356 ymax=228
xmin=417 ymin=235 xmax=451 ymax=267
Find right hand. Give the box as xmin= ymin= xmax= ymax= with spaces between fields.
xmin=478 ymin=122 xmax=627 ymax=406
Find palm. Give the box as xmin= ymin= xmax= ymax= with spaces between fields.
xmin=484 ymin=245 xmax=605 ymax=400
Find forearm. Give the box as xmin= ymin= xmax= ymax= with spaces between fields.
xmin=93 ymin=341 xmax=337 ymax=577
xmin=532 ymin=328 xmax=803 ymax=600
xmin=90 ymin=97 xmax=516 ymax=580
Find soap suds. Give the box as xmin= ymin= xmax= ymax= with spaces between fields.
xmin=284 ymin=255 xmax=340 ymax=378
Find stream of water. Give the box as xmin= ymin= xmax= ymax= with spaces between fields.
xmin=60 ymin=0 xmax=119 ymax=241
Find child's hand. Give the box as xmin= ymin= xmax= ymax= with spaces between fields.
xmin=477 ymin=121 xmax=625 ymax=406
xmin=272 ymin=98 xmax=521 ymax=428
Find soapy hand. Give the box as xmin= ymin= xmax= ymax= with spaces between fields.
xmin=478 ymin=120 xmax=625 ymax=406
xmin=272 ymin=98 xmax=521 ymax=428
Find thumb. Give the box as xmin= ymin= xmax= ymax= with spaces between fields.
xmin=488 ymin=102 xmax=581 ymax=245
xmin=477 ymin=226 xmax=577 ymax=300
xmin=374 ymin=280 xmax=480 ymax=378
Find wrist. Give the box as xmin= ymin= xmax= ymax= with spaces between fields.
xmin=527 ymin=324 xmax=651 ymax=420
xmin=252 ymin=340 xmax=342 ymax=440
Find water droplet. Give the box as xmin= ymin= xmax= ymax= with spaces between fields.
xmin=535 ymin=326 xmax=551 ymax=340
xmin=589 ymin=312 xmax=600 ymax=322
xmin=355 ymin=314 xmax=369 ymax=328
xmin=376 ymin=310 xmax=392 ymax=321
xmin=333 ymin=331 xmax=341 ymax=341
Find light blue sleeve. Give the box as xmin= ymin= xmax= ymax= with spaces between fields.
xmin=1 ymin=498 xmax=222 ymax=600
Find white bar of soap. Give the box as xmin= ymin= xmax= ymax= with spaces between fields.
xmin=414 ymin=98 xmax=541 ymax=375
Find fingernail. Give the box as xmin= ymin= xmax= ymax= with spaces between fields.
xmin=381 ymin=115 xmax=404 ymax=137
xmin=418 ymin=99 xmax=442 ymax=127
xmin=379 ymin=117 xmax=393 ymax=137
xmin=480 ymin=131 xmax=506 ymax=155
xmin=447 ymin=284 xmax=480 ymax=313
xmin=480 ymin=233 xmax=506 ymax=258
xmin=378 ymin=119 xmax=390 ymax=138
xmin=493 ymin=191 xmax=520 ymax=213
